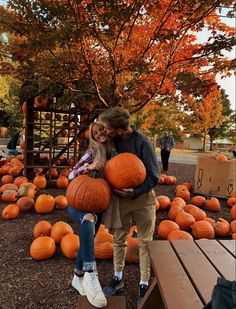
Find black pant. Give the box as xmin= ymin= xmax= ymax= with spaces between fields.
xmin=161 ymin=149 xmax=170 ymax=171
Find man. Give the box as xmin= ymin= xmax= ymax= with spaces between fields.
xmin=99 ymin=106 xmax=159 ymax=305
xmin=158 ymin=131 xmax=175 ymax=173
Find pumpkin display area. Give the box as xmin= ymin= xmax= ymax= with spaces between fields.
xmin=0 ymin=162 xmax=233 ymax=309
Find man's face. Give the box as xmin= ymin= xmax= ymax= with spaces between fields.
xmin=103 ymin=122 xmax=122 ymax=137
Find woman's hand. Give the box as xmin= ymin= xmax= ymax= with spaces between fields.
xmin=87 ymin=160 xmax=104 ymax=171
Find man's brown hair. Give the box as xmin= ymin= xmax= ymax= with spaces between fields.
xmin=99 ymin=106 xmax=130 ymax=130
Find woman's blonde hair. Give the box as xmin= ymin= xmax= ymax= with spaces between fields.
xmin=88 ymin=121 xmax=111 ymax=163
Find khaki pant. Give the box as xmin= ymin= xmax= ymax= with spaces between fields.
xmin=113 ymin=190 xmax=156 ymax=282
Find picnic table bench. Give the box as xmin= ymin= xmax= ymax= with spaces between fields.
xmin=138 ymin=239 xmax=235 ymax=309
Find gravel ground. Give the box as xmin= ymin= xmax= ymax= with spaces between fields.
xmin=0 ymin=162 xmax=232 ymax=309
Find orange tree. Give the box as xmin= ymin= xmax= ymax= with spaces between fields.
xmin=0 ymin=0 xmax=235 ymax=115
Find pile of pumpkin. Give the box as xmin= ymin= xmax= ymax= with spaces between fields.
xmin=158 ymin=173 xmax=177 ymax=185
xmin=30 ymin=220 xmax=138 ymax=263
xmin=155 ymin=187 xmax=236 ymax=240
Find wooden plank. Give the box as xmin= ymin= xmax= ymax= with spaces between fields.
xmin=147 ymin=241 xmax=203 ymax=309
xmin=196 ymin=239 xmax=236 ymax=280
xmin=77 ymin=295 xmax=126 ymax=309
xmin=218 ymin=240 xmax=236 ymax=257
xmin=137 ymin=278 xmax=164 ymax=309
xmin=171 ymin=240 xmax=220 ymax=305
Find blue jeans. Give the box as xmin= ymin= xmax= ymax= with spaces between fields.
xmin=67 ymin=206 xmax=102 ymax=272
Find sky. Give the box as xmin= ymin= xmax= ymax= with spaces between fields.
xmin=0 ymin=0 xmax=235 ymax=109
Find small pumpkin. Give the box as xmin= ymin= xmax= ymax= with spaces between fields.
xmin=56 ymin=176 xmax=69 ymax=189
xmin=1 ymin=190 xmax=18 ymax=202
xmin=50 ymin=221 xmax=74 ymax=244
xmin=205 ymin=197 xmax=221 ymax=212
xmin=30 ymin=236 xmax=56 ymax=260
xmin=33 ymin=175 xmax=47 ymax=189
xmin=33 ymin=220 xmax=52 ymax=238
xmin=157 ymin=220 xmax=180 ymax=239
xmin=167 ymin=230 xmax=193 ymax=240
xmin=54 ymin=195 xmax=68 ymax=210
xmin=191 ymin=196 xmax=206 ymax=208
xmin=184 ymin=205 xmax=207 ymax=221
xmin=2 ymin=204 xmax=20 ymax=219
xmin=230 ymin=220 xmax=236 ymax=234
xmin=18 ymin=184 xmax=35 ymax=198
xmin=17 ymin=196 xmax=34 ymax=212
xmin=104 ymin=153 xmax=146 ymax=190
xmin=61 ymin=233 xmax=80 ymax=259
xmin=175 ymin=188 xmax=190 ymax=202
xmin=170 ymin=197 xmax=186 ymax=208
xmin=175 ymin=212 xmax=195 ymax=231
xmin=156 ymin=195 xmax=171 ymax=210
xmin=213 ymin=218 xmax=230 ymax=237
xmin=34 ymin=96 xmax=47 ymax=107
xmin=191 ymin=220 xmax=215 ymax=239
xmin=168 ymin=205 xmax=184 ymax=221
xmin=14 ymin=176 xmax=28 ymax=188
xmin=0 ymin=183 xmax=18 ymax=193
xmin=35 ymin=194 xmax=55 ymax=214
xmin=227 ymin=197 xmax=236 ymax=208
xmin=1 ymin=175 xmax=14 ymax=184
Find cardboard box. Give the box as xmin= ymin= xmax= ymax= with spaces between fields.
xmin=194 ymin=156 xmax=236 ymax=198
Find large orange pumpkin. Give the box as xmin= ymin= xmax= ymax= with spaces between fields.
xmin=104 ymin=153 xmax=146 ymax=190
xmin=50 ymin=221 xmax=74 ymax=244
xmin=34 ymin=194 xmax=55 ymax=214
xmin=61 ymin=233 xmax=80 ymax=259
xmin=30 ymin=236 xmax=56 ymax=260
xmin=2 ymin=204 xmax=20 ymax=219
xmin=33 ymin=220 xmax=52 ymax=238
xmin=66 ymin=174 xmax=111 ymax=213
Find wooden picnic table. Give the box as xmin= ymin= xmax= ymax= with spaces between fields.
xmin=138 ymin=239 xmax=236 ymax=309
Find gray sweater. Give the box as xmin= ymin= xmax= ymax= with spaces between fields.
xmin=113 ymin=130 xmax=159 ymax=197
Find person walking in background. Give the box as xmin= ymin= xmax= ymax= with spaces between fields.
xmin=7 ymin=131 xmax=20 ymax=156
xmin=68 ymin=121 xmax=115 ymax=308
xmin=99 ymin=106 xmax=159 ymax=305
xmin=158 ymin=131 xmax=175 ymax=173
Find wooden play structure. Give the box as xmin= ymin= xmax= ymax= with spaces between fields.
xmin=21 ymin=97 xmax=104 ymax=180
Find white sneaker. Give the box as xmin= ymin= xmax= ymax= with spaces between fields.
xmin=71 ymin=273 xmax=86 ymax=295
xmin=82 ymin=271 xmax=107 ymax=308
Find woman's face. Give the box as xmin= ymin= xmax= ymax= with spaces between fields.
xmin=92 ymin=123 xmax=108 ymax=144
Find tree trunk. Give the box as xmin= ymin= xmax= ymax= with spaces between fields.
xmin=202 ymin=131 xmax=207 ymax=152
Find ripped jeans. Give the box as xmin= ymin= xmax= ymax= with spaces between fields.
xmin=67 ymin=206 xmax=102 ymax=272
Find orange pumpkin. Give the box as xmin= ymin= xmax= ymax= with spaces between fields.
xmin=175 ymin=212 xmax=195 ymax=231
xmin=54 ymin=195 xmax=68 ymax=210
xmin=34 ymin=95 xmax=47 ymax=107
xmin=61 ymin=233 xmax=80 ymax=259
xmin=231 ymin=205 xmax=236 ymax=221
xmin=56 ymin=176 xmax=69 ymax=189
xmin=8 ymin=167 xmax=21 ymax=177
xmin=191 ymin=196 xmax=206 ymax=208
xmin=95 ymin=241 xmax=113 ymax=259
xmin=14 ymin=176 xmax=28 ymax=188
xmin=170 ymin=197 xmax=186 ymax=208
xmin=205 ymin=197 xmax=221 ymax=212
xmin=2 ymin=204 xmax=20 ymax=219
xmin=0 ymin=183 xmax=18 ymax=193
xmin=35 ymin=194 xmax=55 ymax=214
xmin=216 ymin=155 xmax=228 ymax=161
xmin=33 ymin=220 xmax=52 ymax=238
xmin=184 ymin=205 xmax=207 ymax=221
xmin=203 ymin=217 xmax=216 ymax=226
xmin=1 ymin=175 xmax=14 ymax=184
xmin=232 ymin=233 xmax=236 ymax=240
xmin=167 ymin=230 xmax=193 ymax=240
xmin=175 ymin=188 xmax=190 ymax=202
xmin=227 ymin=197 xmax=236 ymax=208
xmin=104 ymin=153 xmax=146 ymax=190
xmin=94 ymin=224 xmax=113 ymax=244
xmin=51 ymin=221 xmax=74 ymax=244
xmin=33 ymin=175 xmax=47 ymax=189
xmin=30 ymin=236 xmax=56 ymax=260
xmin=192 ymin=220 xmax=215 ymax=239
xmin=168 ymin=205 xmax=184 ymax=221
xmin=18 ymin=184 xmax=35 ymax=198
xmin=213 ymin=218 xmax=230 ymax=237
xmin=157 ymin=220 xmax=180 ymax=239
xmin=231 ymin=191 xmax=236 ymax=198
xmin=1 ymin=190 xmax=18 ymax=202
xmin=230 ymin=220 xmax=236 ymax=234
xmin=17 ymin=196 xmax=34 ymax=212
xmin=156 ymin=195 xmax=171 ymax=210
xmin=66 ymin=174 xmax=111 ymax=213
xmin=182 ymin=182 xmax=193 ymax=191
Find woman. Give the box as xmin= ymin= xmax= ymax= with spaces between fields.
xmin=67 ymin=121 xmax=113 ymax=309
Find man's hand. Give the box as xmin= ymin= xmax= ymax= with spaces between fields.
xmin=114 ymin=188 xmax=134 ymax=197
